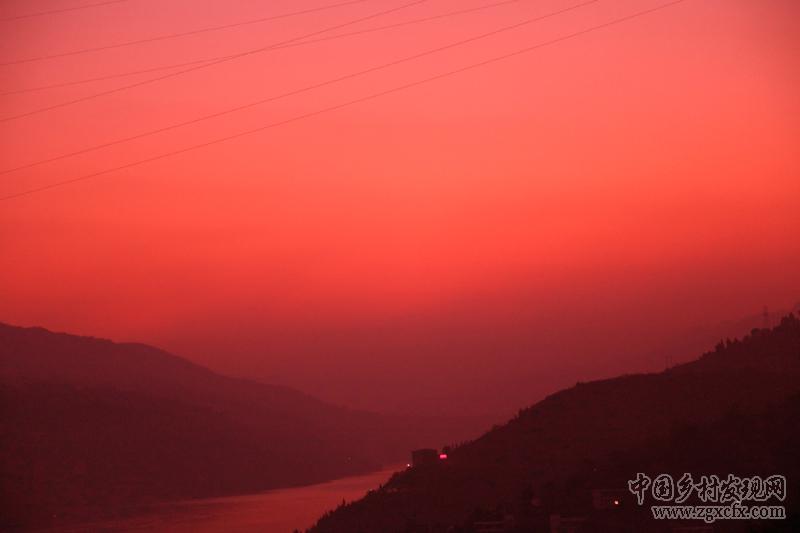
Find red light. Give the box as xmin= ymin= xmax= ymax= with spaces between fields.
xmin=613 ymin=500 xmax=619 ymax=506
xmin=439 ymin=454 xmax=447 ymax=460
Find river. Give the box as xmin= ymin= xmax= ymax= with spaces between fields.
xmin=46 ymin=466 xmax=400 ymax=533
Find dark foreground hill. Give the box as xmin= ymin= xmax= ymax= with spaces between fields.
xmin=310 ymin=315 xmax=800 ymax=533
xmin=0 ymin=323 xmax=487 ymax=530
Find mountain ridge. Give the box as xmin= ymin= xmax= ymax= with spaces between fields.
xmin=310 ymin=314 xmax=800 ymax=532
xmin=0 ymin=321 xmax=487 ymax=530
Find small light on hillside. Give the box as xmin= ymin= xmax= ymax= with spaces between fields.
xmin=439 ymin=453 xmax=447 ymax=460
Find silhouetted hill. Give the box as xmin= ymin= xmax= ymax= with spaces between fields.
xmin=310 ymin=314 xmax=800 ymax=533
xmin=0 ymin=323 xmax=487 ymax=530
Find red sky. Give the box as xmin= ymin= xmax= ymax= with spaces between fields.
xmin=1 ymin=0 xmax=798 ymax=415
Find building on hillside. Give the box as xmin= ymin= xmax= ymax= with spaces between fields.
xmin=591 ymin=488 xmax=628 ymax=510
xmin=474 ymin=514 xmax=515 ymax=533
xmin=474 ymin=521 xmax=506 ymax=533
xmin=410 ymin=448 xmax=438 ymax=467
xmin=549 ymin=514 xmax=586 ymax=533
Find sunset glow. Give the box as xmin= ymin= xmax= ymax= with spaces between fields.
xmin=1 ymin=0 xmax=798 ymax=415
xmin=2 ymin=1 xmax=800 ymax=531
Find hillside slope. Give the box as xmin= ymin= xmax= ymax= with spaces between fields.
xmin=0 ymin=323 xmax=483 ymax=529
xmin=310 ymin=314 xmax=800 ymax=532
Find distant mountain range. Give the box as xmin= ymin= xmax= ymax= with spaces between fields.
xmin=0 ymin=323 xmax=489 ymax=530
xmin=258 ymin=303 xmax=800 ymax=419
xmin=310 ymin=314 xmax=800 ymax=532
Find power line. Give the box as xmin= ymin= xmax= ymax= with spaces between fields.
xmin=1 ymin=58 xmax=216 ymax=97
xmin=0 ymin=0 xmax=581 ymax=177
xmin=0 ymin=0 xmax=427 ymax=122
xmin=0 ymin=0 xmax=130 ymax=22
xmin=0 ymin=0 xmax=370 ymax=66
xmin=0 ymin=0 xmax=687 ymax=202
xmin=2 ymin=0 xmax=528 ymax=97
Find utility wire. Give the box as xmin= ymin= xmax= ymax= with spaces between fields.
xmin=2 ymin=0 xmax=528 ymax=97
xmin=0 ymin=0 xmax=370 ymax=66
xmin=0 ymin=0 xmax=598 ymax=177
xmin=0 ymin=0 xmax=428 ymax=123
xmin=0 ymin=0 xmax=687 ymax=202
xmin=0 ymin=0 xmax=130 ymax=22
